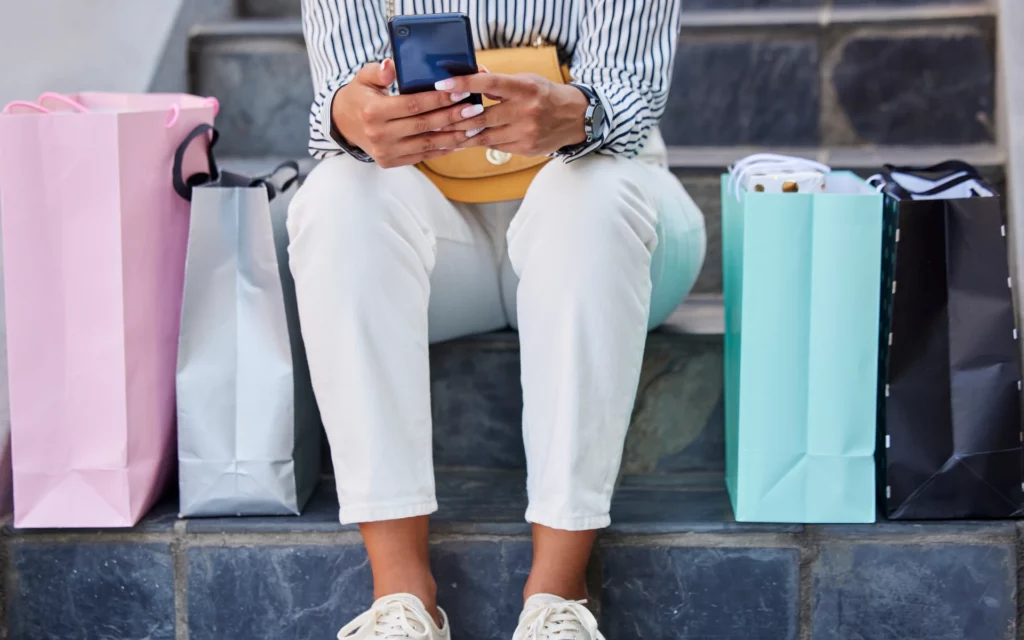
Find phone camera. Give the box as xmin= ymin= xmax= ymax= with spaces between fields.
xmin=396 ymin=26 xmax=411 ymax=37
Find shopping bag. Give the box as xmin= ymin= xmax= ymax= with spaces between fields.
xmin=723 ymin=156 xmax=882 ymax=523
xmin=0 ymin=217 xmax=11 ymax=518
xmin=175 ymin=125 xmax=321 ymax=517
xmin=874 ymin=161 xmax=1023 ymax=519
xmin=0 ymin=92 xmax=218 ymax=527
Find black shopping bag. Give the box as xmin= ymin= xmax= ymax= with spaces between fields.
xmin=876 ymin=161 xmax=1024 ymax=519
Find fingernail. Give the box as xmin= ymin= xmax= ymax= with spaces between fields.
xmin=435 ymin=79 xmax=456 ymax=91
xmin=450 ymin=92 xmax=470 ymax=102
xmin=466 ymin=128 xmax=484 ymax=138
xmin=461 ymin=104 xmax=484 ymax=118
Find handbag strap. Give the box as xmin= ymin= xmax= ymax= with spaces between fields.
xmin=252 ymin=161 xmax=301 ymax=202
xmin=173 ymin=124 xmax=220 ymax=201
xmin=881 ymin=160 xmax=985 ymax=199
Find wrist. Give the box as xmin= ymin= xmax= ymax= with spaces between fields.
xmin=558 ymin=83 xmax=591 ymax=148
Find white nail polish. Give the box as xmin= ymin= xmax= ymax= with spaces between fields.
xmin=450 ymin=92 xmax=470 ymax=102
xmin=466 ymin=128 xmax=484 ymax=138
xmin=435 ymin=79 xmax=456 ymax=91
xmin=461 ymin=104 xmax=484 ymax=118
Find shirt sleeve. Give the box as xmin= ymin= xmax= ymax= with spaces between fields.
xmin=567 ymin=0 xmax=682 ymax=158
xmin=301 ymin=0 xmax=390 ymax=160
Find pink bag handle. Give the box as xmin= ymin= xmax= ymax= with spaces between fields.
xmin=4 ymin=93 xmax=218 ymax=125
xmin=167 ymin=104 xmax=181 ymax=128
xmin=1 ymin=101 xmax=51 ymax=115
xmin=167 ymin=97 xmax=219 ymax=128
xmin=36 ymin=92 xmax=90 ymax=113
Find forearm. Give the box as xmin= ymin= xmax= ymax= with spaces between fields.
xmin=570 ymin=0 xmax=682 ymax=157
xmin=301 ymin=0 xmax=389 ymax=158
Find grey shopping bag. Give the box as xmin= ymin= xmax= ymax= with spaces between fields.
xmin=174 ymin=125 xmax=321 ymax=517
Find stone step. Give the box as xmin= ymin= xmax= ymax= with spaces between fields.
xmin=191 ymin=3 xmax=997 ymax=157
xmin=237 ymin=0 xmax=992 ymax=23
xmin=422 ymin=299 xmax=725 ymax=475
xmin=4 ymin=470 xmax=1019 ymax=640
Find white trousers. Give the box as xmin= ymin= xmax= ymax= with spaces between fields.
xmin=287 ymin=136 xmax=706 ymax=530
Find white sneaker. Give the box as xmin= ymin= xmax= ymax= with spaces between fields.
xmin=338 ymin=593 xmax=450 ymax=640
xmin=512 ymin=594 xmax=605 ymax=640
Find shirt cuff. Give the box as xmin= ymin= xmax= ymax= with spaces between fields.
xmin=557 ymin=83 xmax=612 ymax=162
xmin=320 ymin=80 xmax=374 ymax=163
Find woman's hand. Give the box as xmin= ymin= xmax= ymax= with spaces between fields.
xmin=331 ymin=60 xmax=488 ymax=168
xmin=434 ymin=73 xmax=590 ymax=156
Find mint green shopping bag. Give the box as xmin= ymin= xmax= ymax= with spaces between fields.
xmin=723 ymin=172 xmax=882 ymax=523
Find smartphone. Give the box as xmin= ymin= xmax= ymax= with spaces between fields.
xmin=388 ymin=13 xmax=482 ymax=106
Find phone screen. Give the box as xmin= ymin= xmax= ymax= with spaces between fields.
xmin=390 ymin=14 xmax=479 ymax=97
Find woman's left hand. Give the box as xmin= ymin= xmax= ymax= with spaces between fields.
xmin=434 ymin=73 xmax=590 ymax=156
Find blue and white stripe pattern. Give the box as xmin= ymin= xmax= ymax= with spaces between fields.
xmin=301 ymin=0 xmax=682 ymax=160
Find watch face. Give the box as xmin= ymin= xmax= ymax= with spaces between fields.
xmin=592 ymin=101 xmax=606 ymax=135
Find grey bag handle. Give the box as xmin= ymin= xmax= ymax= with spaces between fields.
xmin=173 ymin=124 xmax=299 ymax=202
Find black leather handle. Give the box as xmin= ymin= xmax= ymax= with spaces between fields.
xmin=172 ymin=124 xmax=220 ymax=201
xmin=881 ymin=160 xmax=984 ymax=199
xmin=252 ymin=160 xmax=300 ymax=202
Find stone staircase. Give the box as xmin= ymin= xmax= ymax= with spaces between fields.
xmin=3 ymin=1 xmax=1020 ymax=639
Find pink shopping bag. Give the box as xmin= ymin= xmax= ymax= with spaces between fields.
xmin=0 ymin=92 xmax=218 ymax=528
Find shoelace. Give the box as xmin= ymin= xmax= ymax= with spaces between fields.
xmin=727 ymin=153 xmax=832 ymax=201
xmin=519 ymin=600 xmax=599 ymax=640
xmin=338 ymin=597 xmax=433 ymax=640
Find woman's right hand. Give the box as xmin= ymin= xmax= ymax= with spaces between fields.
xmin=331 ymin=60 xmax=484 ymax=168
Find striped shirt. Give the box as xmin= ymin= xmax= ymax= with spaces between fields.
xmin=301 ymin=0 xmax=682 ymax=161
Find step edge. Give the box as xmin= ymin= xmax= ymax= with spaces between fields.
xmin=192 ymin=2 xmax=997 ymax=39
xmin=667 ymin=144 xmax=1006 ymax=170
xmin=220 ymin=144 xmax=1007 ymax=173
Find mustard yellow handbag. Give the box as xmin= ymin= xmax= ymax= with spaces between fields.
xmin=387 ymin=2 xmax=570 ymax=203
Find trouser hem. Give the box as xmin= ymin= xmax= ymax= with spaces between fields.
xmin=525 ymin=507 xmax=611 ymax=531
xmin=339 ymin=498 xmax=438 ymax=525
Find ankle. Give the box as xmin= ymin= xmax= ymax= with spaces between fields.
xmin=375 ymin=576 xmax=440 ymax=625
xmin=523 ymin=578 xmax=588 ymax=602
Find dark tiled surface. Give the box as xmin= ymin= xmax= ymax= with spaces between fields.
xmin=621 ymin=336 xmax=724 ymax=474
xmin=239 ymin=0 xmax=299 ymax=16
xmin=652 ymin=394 xmax=725 ymax=472
xmin=674 ymin=173 xmax=723 ymax=294
xmin=601 ymin=546 xmax=801 ymax=640
xmin=430 ymin=339 xmax=527 ymax=469
xmin=184 ymin=540 xmax=528 ymax=640
xmin=609 ymin=486 xmax=802 ymax=534
xmin=185 ymin=470 xmax=799 ymax=535
xmin=8 ymin=542 xmax=176 ymax=640
xmin=428 ymin=328 xmax=724 ymax=473
xmin=815 ymin=519 xmax=1017 ymax=538
xmin=834 ymin=0 xmax=983 ymax=4
xmin=187 ymin=544 xmax=372 ymax=640
xmin=194 ymin=38 xmax=313 ymax=157
xmin=828 ymin=30 xmax=995 ymax=145
xmin=681 ymin=0 xmax=820 ymax=6
xmin=662 ymin=39 xmax=820 ymax=146
xmin=432 ymin=541 xmax=533 ymax=640
xmin=812 ymin=543 xmax=1016 ymax=639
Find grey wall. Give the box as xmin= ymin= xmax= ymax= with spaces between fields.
xmin=0 ymin=0 xmax=184 ymax=106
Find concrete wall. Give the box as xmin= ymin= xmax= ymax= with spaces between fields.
xmin=0 ymin=0 xmax=186 ymax=106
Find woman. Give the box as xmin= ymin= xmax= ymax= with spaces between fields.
xmin=289 ymin=1 xmax=704 ymax=638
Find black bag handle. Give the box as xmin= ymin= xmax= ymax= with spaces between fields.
xmin=252 ymin=160 xmax=301 ymax=202
xmin=880 ymin=160 xmax=984 ymax=199
xmin=173 ymin=124 xmax=221 ymax=201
